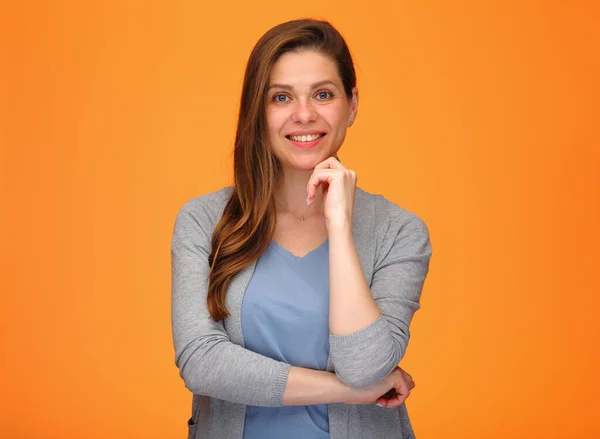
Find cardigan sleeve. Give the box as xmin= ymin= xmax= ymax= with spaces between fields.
xmin=171 ymin=203 xmax=291 ymax=407
xmin=329 ymin=197 xmax=432 ymax=388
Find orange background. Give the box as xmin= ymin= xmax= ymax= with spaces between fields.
xmin=1 ymin=1 xmax=599 ymax=438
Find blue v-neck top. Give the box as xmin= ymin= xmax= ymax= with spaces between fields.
xmin=241 ymin=238 xmax=330 ymax=439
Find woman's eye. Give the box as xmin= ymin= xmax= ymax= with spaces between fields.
xmin=273 ymin=94 xmax=289 ymax=103
xmin=316 ymin=91 xmax=332 ymax=100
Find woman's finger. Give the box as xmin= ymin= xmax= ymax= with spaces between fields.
xmin=386 ymin=392 xmax=409 ymax=408
xmin=400 ymin=370 xmax=412 ymax=383
xmin=314 ymin=156 xmax=346 ymax=171
xmin=388 ymin=377 xmax=410 ymax=408
xmin=375 ymin=376 xmax=412 ymax=409
xmin=375 ymin=390 xmax=408 ymax=409
xmin=375 ymin=396 xmax=389 ymax=407
xmin=387 ymin=388 xmax=409 ymax=408
xmin=306 ymin=169 xmax=338 ymax=201
xmin=306 ymin=168 xmax=356 ymax=202
xmin=381 ymin=388 xmax=397 ymax=399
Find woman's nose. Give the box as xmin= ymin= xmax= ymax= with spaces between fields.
xmin=292 ymin=99 xmax=317 ymax=124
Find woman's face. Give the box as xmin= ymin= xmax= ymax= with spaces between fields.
xmin=264 ymin=50 xmax=358 ymax=173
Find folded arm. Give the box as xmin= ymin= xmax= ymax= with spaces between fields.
xmin=172 ymin=202 xmax=355 ymax=407
xmin=328 ymin=197 xmax=432 ymax=388
xmin=171 ymin=204 xmax=291 ymax=407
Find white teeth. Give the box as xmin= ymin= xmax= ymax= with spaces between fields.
xmin=289 ymin=134 xmax=323 ymax=142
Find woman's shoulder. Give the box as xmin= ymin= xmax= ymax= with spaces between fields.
xmin=176 ymin=186 xmax=234 ymax=228
xmin=355 ymin=186 xmax=431 ymax=260
xmin=355 ymin=187 xmax=431 ymax=266
xmin=355 ymin=186 xmax=428 ymax=230
xmin=180 ymin=186 xmax=234 ymax=210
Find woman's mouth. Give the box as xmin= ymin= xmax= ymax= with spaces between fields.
xmin=285 ymin=133 xmax=326 ymax=149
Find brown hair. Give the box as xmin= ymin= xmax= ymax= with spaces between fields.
xmin=207 ymin=19 xmax=357 ymax=321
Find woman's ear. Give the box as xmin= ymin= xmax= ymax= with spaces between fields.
xmin=348 ymin=87 xmax=359 ymax=127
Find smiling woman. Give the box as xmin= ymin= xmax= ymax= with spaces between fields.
xmin=171 ymin=19 xmax=432 ymax=439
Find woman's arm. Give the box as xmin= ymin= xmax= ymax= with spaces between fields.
xmin=172 ymin=194 xmax=424 ymax=407
xmin=327 ymin=197 xmax=432 ymax=389
xmin=173 ymin=200 xmax=359 ymax=408
xmin=282 ymin=366 xmax=350 ymax=405
xmin=305 ymin=158 xmax=432 ymax=389
xmin=172 ymin=203 xmax=294 ymax=407
xmin=282 ymin=365 xmax=412 ymax=407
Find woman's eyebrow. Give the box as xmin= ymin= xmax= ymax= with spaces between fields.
xmin=267 ymin=80 xmax=338 ymax=91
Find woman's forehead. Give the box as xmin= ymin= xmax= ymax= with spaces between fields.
xmin=269 ymin=51 xmax=341 ymax=89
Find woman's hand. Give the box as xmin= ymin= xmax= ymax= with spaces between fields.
xmin=306 ymin=156 xmax=357 ymax=228
xmin=342 ymin=366 xmax=415 ymax=408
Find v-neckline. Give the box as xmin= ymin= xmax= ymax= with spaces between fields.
xmin=269 ymin=238 xmax=329 ymax=261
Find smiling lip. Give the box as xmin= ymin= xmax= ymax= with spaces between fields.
xmin=286 ymin=130 xmax=326 ymax=137
xmin=286 ymin=133 xmax=326 ymax=149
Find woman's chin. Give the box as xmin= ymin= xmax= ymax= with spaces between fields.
xmin=286 ymin=158 xmax=324 ymax=171
xmin=278 ymin=149 xmax=339 ymax=172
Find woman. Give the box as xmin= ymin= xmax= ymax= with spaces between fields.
xmin=171 ymin=19 xmax=432 ymax=439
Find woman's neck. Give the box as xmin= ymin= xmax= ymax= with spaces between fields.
xmin=274 ymin=168 xmax=324 ymax=215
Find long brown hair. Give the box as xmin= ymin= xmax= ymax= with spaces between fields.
xmin=207 ymin=19 xmax=357 ymax=321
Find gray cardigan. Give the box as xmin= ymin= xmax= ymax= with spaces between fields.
xmin=171 ymin=186 xmax=432 ymax=439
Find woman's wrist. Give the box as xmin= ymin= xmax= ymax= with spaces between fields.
xmin=283 ymin=367 xmax=354 ymax=406
xmin=327 ymin=371 xmax=355 ymax=404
